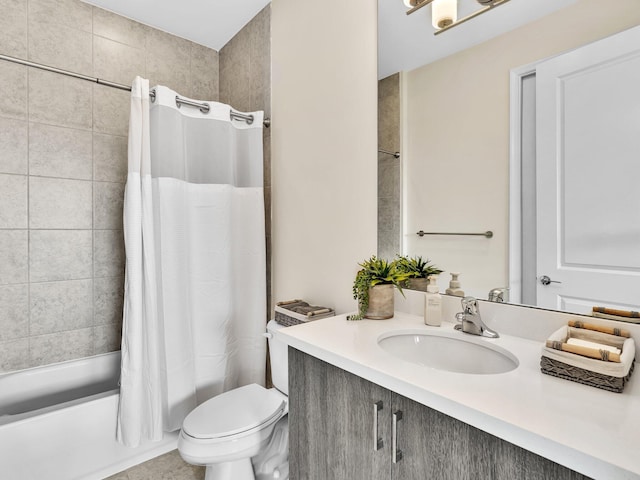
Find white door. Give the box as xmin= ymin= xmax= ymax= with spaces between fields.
xmin=536 ymin=26 xmax=640 ymax=314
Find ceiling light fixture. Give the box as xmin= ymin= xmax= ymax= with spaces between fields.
xmin=404 ymin=0 xmax=511 ymax=35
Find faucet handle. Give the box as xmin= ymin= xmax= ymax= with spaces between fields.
xmin=461 ymin=296 xmax=478 ymax=314
xmin=488 ymin=287 xmax=509 ymax=303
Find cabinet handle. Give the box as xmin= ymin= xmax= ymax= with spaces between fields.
xmin=373 ymin=401 xmax=384 ymax=451
xmin=392 ymin=410 xmax=403 ymax=463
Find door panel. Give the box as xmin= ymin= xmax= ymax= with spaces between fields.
xmin=536 ymin=26 xmax=640 ymax=313
xmin=390 ymin=394 xmax=470 ymax=480
xmin=288 ymin=347 xmax=391 ymax=480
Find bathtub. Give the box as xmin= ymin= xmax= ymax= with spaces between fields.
xmin=0 ymin=352 xmax=178 ymax=480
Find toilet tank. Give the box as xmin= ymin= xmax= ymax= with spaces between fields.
xmin=266 ymin=320 xmax=288 ymax=395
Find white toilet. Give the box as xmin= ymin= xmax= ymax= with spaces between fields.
xmin=178 ymin=320 xmax=289 ymax=480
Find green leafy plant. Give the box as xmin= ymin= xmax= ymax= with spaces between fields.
xmin=395 ymin=255 xmax=443 ymax=280
xmin=350 ymin=256 xmax=411 ymax=320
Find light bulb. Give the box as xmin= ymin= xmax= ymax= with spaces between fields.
xmin=432 ymin=0 xmax=457 ymax=29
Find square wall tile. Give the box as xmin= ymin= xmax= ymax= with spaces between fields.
xmin=378 ymin=159 xmax=400 ymax=199
xmin=189 ymin=43 xmax=219 ymax=101
xmin=218 ymin=71 xmax=230 ymax=105
xmin=93 ymin=6 xmax=147 ymax=47
xmin=94 ymin=36 xmax=145 ymax=86
xmin=0 ymin=174 xmax=27 ymax=228
xmin=94 ymin=230 xmax=125 ymax=278
xmin=29 ymin=69 xmax=93 ymax=130
xmin=0 ymin=0 xmax=27 ymax=58
xmin=94 ymin=276 xmax=124 ymax=325
xmin=0 ymin=230 xmax=28 ymax=284
xmin=94 ymin=182 xmax=125 ymax=229
xmin=29 ymin=123 xmax=92 ymax=180
xmin=0 ymin=284 xmax=28 ymax=342
xmin=28 ymin=0 xmax=92 ymax=33
xmin=94 ymin=323 xmax=122 ymax=354
xmin=144 ymin=28 xmax=191 ymax=92
xmin=0 ymin=117 xmax=28 ymax=174
xmin=30 ymin=279 xmax=93 ymax=335
xmin=29 ymin=177 xmax=92 ymax=229
xmin=249 ymin=6 xmax=270 ymax=59
xmin=30 ymin=230 xmax=92 ymax=282
xmin=93 ymin=85 xmax=130 ymax=136
xmin=94 ymin=133 xmax=128 ymax=183
xmin=378 ymin=197 xmax=401 ymax=233
xmin=30 ymin=327 xmax=93 ymax=367
xmin=0 ymin=62 xmax=27 ymax=120
xmin=220 ymin=29 xmax=251 ymax=77
xmin=0 ymin=338 xmax=29 ymax=372
xmin=28 ymin=20 xmax=92 ymax=75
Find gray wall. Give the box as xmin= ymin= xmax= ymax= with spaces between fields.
xmin=378 ymin=73 xmax=401 ymax=260
xmin=0 ymin=0 xmax=219 ymax=373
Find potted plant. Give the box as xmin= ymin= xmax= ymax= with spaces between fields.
xmin=350 ymin=256 xmax=411 ymax=320
xmin=395 ymin=255 xmax=443 ymax=292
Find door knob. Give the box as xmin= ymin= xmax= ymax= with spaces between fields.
xmin=540 ymin=275 xmax=562 ymax=286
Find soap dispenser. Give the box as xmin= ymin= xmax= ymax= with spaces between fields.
xmin=445 ymin=272 xmax=464 ymax=297
xmin=424 ymin=275 xmax=442 ymax=327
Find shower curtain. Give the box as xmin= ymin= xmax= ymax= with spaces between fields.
xmin=117 ymin=77 xmax=267 ymax=448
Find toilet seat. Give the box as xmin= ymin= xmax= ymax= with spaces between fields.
xmin=182 ymin=384 xmax=286 ymax=440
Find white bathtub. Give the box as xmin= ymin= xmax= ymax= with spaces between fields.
xmin=0 ymin=352 xmax=178 ymax=480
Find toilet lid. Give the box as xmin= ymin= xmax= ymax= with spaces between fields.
xmin=182 ymin=384 xmax=286 ymax=439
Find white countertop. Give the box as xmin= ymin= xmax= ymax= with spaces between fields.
xmin=274 ymin=312 xmax=640 ymax=480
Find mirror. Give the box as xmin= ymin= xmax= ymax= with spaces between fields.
xmin=378 ymin=0 xmax=640 ymax=320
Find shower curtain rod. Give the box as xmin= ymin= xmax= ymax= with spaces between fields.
xmin=379 ymin=149 xmax=400 ymax=159
xmin=0 ymin=53 xmax=271 ymax=128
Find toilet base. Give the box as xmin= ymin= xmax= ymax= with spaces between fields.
xmin=205 ymin=458 xmax=255 ymax=480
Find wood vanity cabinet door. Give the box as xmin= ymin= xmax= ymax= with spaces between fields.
xmin=390 ymin=393 xmax=591 ymax=480
xmin=289 ymin=348 xmax=391 ymax=480
xmin=390 ymin=393 xmax=471 ymax=480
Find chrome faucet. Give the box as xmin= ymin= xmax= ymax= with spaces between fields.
xmin=488 ymin=287 xmax=509 ymax=303
xmin=454 ymin=297 xmax=499 ymax=338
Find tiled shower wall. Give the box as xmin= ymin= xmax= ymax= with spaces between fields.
xmin=378 ymin=73 xmax=402 ymax=260
xmin=0 ymin=0 xmax=219 ymax=373
xmin=219 ymin=5 xmax=272 ymax=318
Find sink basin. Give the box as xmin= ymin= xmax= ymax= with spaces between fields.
xmin=378 ymin=331 xmax=518 ymax=374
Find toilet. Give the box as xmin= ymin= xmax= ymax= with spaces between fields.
xmin=178 ymin=320 xmax=289 ymax=480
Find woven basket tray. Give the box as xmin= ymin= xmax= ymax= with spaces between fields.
xmin=275 ymin=300 xmax=334 ymax=327
xmin=540 ymin=324 xmax=636 ymax=393
xmin=540 ymin=356 xmax=635 ymax=393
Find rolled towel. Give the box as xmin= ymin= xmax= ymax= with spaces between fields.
xmin=568 ymin=320 xmax=630 ymax=338
xmin=567 ymin=337 xmax=621 ymax=355
xmin=592 ymin=312 xmax=640 ymax=324
xmin=592 ymin=306 xmax=639 ymax=318
xmin=545 ymin=340 xmax=621 ymax=363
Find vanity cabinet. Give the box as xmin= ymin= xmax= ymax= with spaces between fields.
xmin=289 ymin=348 xmax=590 ymax=480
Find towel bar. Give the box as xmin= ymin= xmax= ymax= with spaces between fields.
xmin=416 ymin=230 xmax=493 ymax=238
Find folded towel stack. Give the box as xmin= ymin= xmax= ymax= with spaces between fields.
xmin=540 ymin=320 xmax=636 ymax=393
xmin=592 ymin=306 xmax=640 ymax=324
xmin=275 ymin=299 xmax=335 ymax=327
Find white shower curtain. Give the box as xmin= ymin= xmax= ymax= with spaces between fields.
xmin=117 ymin=77 xmax=267 ymax=448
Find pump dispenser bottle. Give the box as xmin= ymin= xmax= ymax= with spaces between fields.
xmin=445 ymin=272 xmax=464 ymax=297
xmin=424 ymin=275 xmax=442 ymax=326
